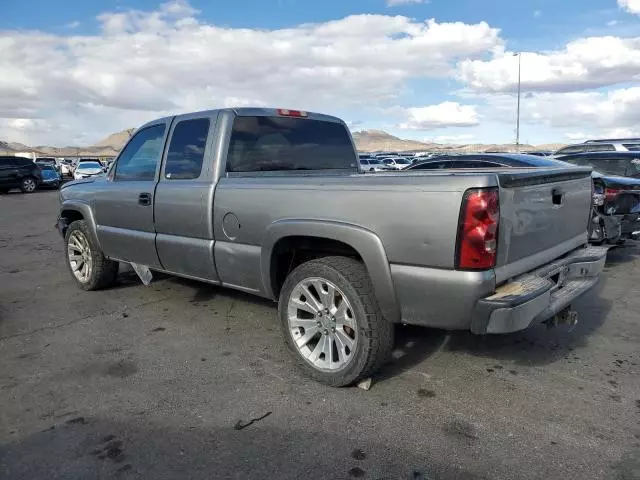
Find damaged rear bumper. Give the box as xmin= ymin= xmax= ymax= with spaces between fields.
xmin=471 ymin=246 xmax=608 ymax=334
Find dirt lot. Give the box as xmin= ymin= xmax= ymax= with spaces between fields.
xmin=1 ymin=190 xmax=640 ymax=480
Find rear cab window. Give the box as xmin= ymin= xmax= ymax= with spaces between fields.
xmin=165 ymin=118 xmax=210 ymax=180
xmin=226 ymin=115 xmax=357 ymax=173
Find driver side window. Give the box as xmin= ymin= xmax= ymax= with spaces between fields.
xmin=114 ymin=125 xmax=166 ymax=181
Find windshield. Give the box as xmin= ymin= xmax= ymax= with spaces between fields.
xmin=78 ymin=162 xmax=102 ymax=170
xmin=395 ymin=158 xmax=411 ymax=164
xmin=368 ymin=159 xmax=382 ymax=165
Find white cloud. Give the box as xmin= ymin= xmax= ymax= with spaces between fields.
xmin=386 ymin=0 xmax=428 ymax=6
xmin=601 ymin=127 xmax=640 ymax=137
xmin=564 ymin=132 xmax=587 ymax=141
xmin=483 ymin=87 xmax=640 ymax=135
xmin=619 ymin=0 xmax=640 ymax=15
xmin=457 ymin=36 xmax=640 ymax=93
xmin=0 ymin=1 xmax=502 ymax=144
xmin=607 ymin=20 xmax=619 ymax=26
xmin=533 ymin=10 xmax=542 ymax=18
xmin=426 ymin=134 xmax=475 ymax=143
xmin=399 ymin=102 xmax=480 ymax=129
xmin=66 ymin=21 xmax=81 ymax=29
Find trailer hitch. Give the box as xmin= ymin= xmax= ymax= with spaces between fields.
xmin=545 ymin=307 xmax=578 ymax=330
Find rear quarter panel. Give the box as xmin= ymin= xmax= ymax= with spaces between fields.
xmin=213 ymin=172 xmax=497 ymax=274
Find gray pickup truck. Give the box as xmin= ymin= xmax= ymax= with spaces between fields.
xmin=56 ymin=108 xmax=608 ymax=386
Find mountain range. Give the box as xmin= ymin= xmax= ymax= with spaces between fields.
xmin=1 ymin=129 xmax=565 ymax=157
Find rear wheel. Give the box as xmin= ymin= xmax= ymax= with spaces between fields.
xmin=279 ymin=256 xmax=394 ymax=387
xmin=20 ymin=177 xmax=37 ymax=193
xmin=65 ymin=220 xmax=118 ymax=290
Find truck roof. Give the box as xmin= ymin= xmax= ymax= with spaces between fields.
xmin=139 ymin=107 xmax=345 ymax=130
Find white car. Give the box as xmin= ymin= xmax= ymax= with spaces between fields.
xmin=73 ymin=161 xmax=104 ymax=180
xmin=359 ymin=158 xmax=391 ymax=172
xmin=380 ymin=157 xmax=412 ymax=170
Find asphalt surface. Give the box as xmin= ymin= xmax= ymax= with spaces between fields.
xmin=1 ymin=189 xmax=640 ymax=480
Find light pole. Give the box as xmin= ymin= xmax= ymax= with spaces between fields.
xmin=514 ymin=52 xmax=521 ymax=152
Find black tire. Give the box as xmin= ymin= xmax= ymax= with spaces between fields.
xmin=20 ymin=176 xmax=37 ymax=193
xmin=278 ymin=256 xmax=394 ymax=387
xmin=64 ymin=220 xmax=119 ymax=291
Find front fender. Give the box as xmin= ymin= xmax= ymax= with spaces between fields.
xmin=59 ymin=200 xmax=101 ymax=248
xmin=261 ymin=219 xmax=400 ymax=323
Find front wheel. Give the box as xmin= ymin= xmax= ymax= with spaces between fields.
xmin=278 ymin=256 xmax=394 ymax=387
xmin=20 ymin=177 xmax=37 ymax=193
xmin=65 ymin=220 xmax=119 ymax=290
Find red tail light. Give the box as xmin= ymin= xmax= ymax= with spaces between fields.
xmin=456 ymin=188 xmax=499 ymax=270
xmin=276 ymin=109 xmax=307 ymax=117
xmin=605 ymin=188 xmax=620 ymax=202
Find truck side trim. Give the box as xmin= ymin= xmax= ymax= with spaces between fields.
xmin=262 ymin=220 xmax=401 ymax=323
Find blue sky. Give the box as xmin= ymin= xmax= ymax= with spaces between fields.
xmin=1 ymin=0 xmax=639 ymax=146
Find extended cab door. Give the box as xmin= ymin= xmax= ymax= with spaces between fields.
xmin=153 ymin=112 xmax=220 ymax=281
xmin=92 ymin=120 xmax=170 ymax=267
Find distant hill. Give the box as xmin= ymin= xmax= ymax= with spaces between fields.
xmin=352 ymin=129 xmax=564 ymax=153
xmin=1 ymin=128 xmax=566 ymax=158
xmin=94 ymin=129 xmax=135 ymax=148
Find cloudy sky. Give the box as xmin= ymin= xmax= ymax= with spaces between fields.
xmin=1 ymin=0 xmax=639 ymax=146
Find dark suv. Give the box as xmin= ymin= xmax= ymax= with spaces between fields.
xmin=0 ymin=156 xmax=43 ymax=193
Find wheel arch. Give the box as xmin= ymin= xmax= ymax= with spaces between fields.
xmin=262 ymin=220 xmax=400 ymax=323
xmin=59 ymin=201 xmax=101 ymax=248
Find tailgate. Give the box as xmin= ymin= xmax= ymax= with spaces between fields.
xmin=495 ymin=168 xmax=593 ymax=271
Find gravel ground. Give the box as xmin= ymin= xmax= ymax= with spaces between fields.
xmin=1 ymin=190 xmax=639 ymax=480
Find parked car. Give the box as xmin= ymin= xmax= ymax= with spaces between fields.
xmin=58 ymin=159 xmax=74 ymax=177
xmin=407 ymin=153 xmax=639 ymax=244
xmin=0 ymin=155 xmax=42 ymax=193
xmin=73 ymin=161 xmax=105 ymax=180
xmin=380 ymin=157 xmax=412 ymax=170
xmin=56 ymin=107 xmax=607 ymax=386
xmin=554 ymin=138 xmax=640 ymax=156
xmin=554 ymin=152 xmax=640 ymax=239
xmin=38 ymin=164 xmax=62 ymax=189
xmin=359 ymin=158 xmax=391 ymax=172
xmin=36 ymin=159 xmax=63 ymax=179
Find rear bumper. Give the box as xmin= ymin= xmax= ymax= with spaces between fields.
xmin=471 ymin=246 xmax=608 ymax=334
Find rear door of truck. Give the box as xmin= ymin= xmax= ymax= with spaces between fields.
xmin=153 ymin=110 xmax=221 ymax=281
xmin=494 ymin=167 xmax=593 ymax=283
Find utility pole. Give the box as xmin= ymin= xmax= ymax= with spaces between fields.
xmin=514 ymin=52 xmax=522 ymax=152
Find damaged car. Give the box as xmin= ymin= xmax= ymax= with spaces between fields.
xmin=555 ymin=152 xmax=640 ymax=242
xmin=405 ymin=153 xmax=636 ymax=244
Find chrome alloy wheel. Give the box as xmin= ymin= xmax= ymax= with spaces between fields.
xmin=67 ymin=230 xmax=93 ymax=283
xmin=287 ymin=277 xmax=357 ymax=371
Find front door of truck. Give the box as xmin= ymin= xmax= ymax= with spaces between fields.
xmin=92 ymin=121 xmax=170 ymax=267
